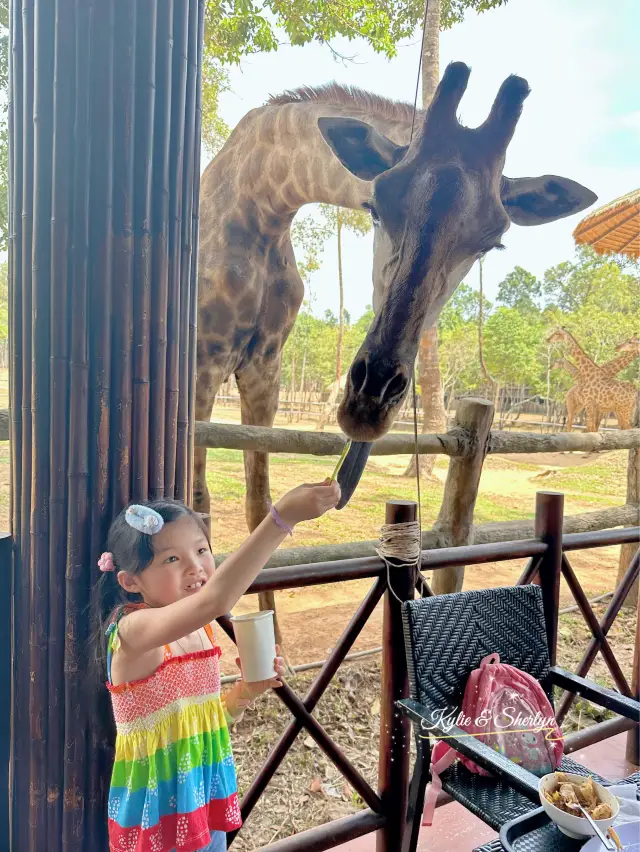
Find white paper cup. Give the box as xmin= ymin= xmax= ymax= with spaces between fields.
xmin=230 ymin=611 xmax=277 ymax=683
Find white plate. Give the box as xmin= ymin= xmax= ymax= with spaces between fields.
xmin=581 ymin=821 xmax=640 ymax=852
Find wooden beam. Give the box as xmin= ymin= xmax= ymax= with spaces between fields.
xmin=3 ymin=410 xmax=639 ymax=456
xmin=214 ymin=504 xmax=640 ymax=569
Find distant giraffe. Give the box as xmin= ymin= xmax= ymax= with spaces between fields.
xmin=552 ymin=357 xmax=590 ymax=430
xmin=549 ymin=330 xmax=640 ymax=431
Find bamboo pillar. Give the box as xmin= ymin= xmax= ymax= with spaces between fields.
xmin=9 ymin=3 xmax=205 ymax=850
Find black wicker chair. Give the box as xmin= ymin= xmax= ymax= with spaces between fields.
xmin=397 ymin=585 xmax=640 ymax=852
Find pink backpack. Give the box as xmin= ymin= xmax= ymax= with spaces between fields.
xmin=422 ymin=652 xmax=564 ymax=826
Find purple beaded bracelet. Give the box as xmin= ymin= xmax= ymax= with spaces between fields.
xmin=268 ymin=502 xmax=293 ymax=537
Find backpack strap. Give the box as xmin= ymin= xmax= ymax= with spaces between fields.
xmin=421 ymin=744 xmax=458 ymax=826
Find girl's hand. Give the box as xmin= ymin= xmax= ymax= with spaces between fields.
xmin=234 ymin=646 xmax=286 ymax=700
xmin=275 ymin=479 xmax=341 ymax=528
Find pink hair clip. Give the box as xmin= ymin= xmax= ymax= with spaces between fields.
xmin=98 ymin=552 xmax=115 ymax=573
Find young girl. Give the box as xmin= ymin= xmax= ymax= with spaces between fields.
xmin=98 ymin=479 xmax=340 ymax=852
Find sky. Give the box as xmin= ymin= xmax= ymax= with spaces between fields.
xmin=215 ymin=0 xmax=640 ymax=321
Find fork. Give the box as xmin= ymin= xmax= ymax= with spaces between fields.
xmin=566 ymin=802 xmax=619 ymax=850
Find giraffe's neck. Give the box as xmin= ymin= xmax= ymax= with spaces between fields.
xmin=564 ymin=338 xmax=597 ymax=373
xmin=201 ymin=100 xmax=415 ymax=236
xmin=599 ymin=349 xmax=639 ymax=379
xmin=556 ymin=357 xmax=579 ymax=378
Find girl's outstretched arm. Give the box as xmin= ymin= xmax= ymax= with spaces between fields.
xmin=116 ymin=481 xmax=340 ymax=654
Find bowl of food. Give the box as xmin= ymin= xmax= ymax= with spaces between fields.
xmin=539 ymin=772 xmax=619 ymax=839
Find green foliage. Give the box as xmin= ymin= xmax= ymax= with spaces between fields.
xmin=438 ymin=282 xmax=489 ymax=333
xmin=543 ymin=246 xmax=639 ymax=315
xmin=497 ymin=266 xmax=542 ymax=314
xmin=440 ymin=0 xmax=508 ymax=29
xmin=320 ymin=205 xmax=372 ymax=238
xmin=199 ymin=0 xmax=512 ymax=161
xmin=201 ymin=56 xmax=231 ymax=156
xmin=281 ymin=305 xmax=374 ymax=389
xmin=290 ymin=213 xmax=332 ymax=283
xmin=483 ymin=307 xmax=546 ymax=388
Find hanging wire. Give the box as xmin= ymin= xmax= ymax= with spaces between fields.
xmin=383 ymin=0 xmax=431 ymax=601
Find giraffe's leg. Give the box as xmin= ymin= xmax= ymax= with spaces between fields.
xmin=565 ymin=398 xmax=576 ymax=432
xmin=585 ymin=405 xmax=600 ymax=433
xmin=235 ymin=358 xmax=293 ymax=668
xmin=615 ymin=409 xmax=632 ymax=431
xmin=194 ymin=365 xmax=227 ymax=515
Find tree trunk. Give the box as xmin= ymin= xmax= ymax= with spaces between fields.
xmin=288 ymin=356 xmax=296 ymax=423
xmin=297 ymin=347 xmax=307 ymax=421
xmin=404 ymin=325 xmax=445 ymax=479
xmin=336 ymin=212 xmax=344 ymax=385
xmin=403 ymin=0 xmax=445 ymax=480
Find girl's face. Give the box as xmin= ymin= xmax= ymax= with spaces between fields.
xmin=118 ymin=515 xmax=215 ymax=607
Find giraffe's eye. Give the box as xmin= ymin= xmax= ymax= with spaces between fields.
xmin=363 ymin=202 xmax=380 ymax=226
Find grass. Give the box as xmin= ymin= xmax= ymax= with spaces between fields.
xmin=204 ymin=447 xmax=626 ymax=554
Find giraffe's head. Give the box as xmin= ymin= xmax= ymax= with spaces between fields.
xmin=547 ymin=328 xmax=572 ymax=346
xmin=616 ymin=337 xmax=640 ymax=354
xmin=319 ymin=64 xmax=597 ymax=444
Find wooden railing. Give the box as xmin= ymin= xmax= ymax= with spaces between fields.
xmin=212 ymin=494 xmax=639 ymax=851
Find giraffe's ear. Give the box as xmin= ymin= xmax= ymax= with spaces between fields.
xmin=318 ymin=117 xmax=408 ymax=181
xmin=501 ymin=176 xmax=597 ymax=226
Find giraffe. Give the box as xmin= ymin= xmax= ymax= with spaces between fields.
xmin=552 ymin=357 xmax=590 ymax=430
xmin=548 ymin=329 xmax=640 ymax=431
xmin=194 ymin=63 xmax=596 ymax=629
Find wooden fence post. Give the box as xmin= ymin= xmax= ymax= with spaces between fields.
xmin=535 ymin=492 xmax=565 ymax=666
xmin=627 ymin=591 xmax=640 ymax=764
xmin=617 ymin=406 xmax=639 ymax=609
xmin=377 ymin=500 xmax=416 ymax=852
xmin=431 ymin=398 xmax=494 ymax=595
xmin=9 ymin=4 xmax=205 ymax=850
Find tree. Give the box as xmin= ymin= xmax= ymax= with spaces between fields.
xmin=543 ymin=246 xmax=639 ymax=314
xmin=483 ymin=307 xmax=546 ymax=389
xmin=403 ymin=0 xmax=507 ymax=481
xmin=290 ymin=212 xmax=332 ymax=284
xmin=319 ymin=205 xmax=371 ymax=384
xmin=198 ymin=0 xmax=510 ymax=167
xmin=316 ymin=205 xmax=371 ymax=430
xmin=497 ymin=266 xmax=542 ymax=314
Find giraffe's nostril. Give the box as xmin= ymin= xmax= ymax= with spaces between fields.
xmin=350 ymin=358 xmax=368 ymax=395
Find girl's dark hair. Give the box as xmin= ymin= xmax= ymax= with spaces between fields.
xmin=91 ymin=499 xmax=211 ymax=681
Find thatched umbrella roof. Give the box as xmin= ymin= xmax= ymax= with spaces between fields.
xmin=573 ymin=187 xmax=640 ymax=258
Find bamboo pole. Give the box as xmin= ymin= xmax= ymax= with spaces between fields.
xmin=149 ymin=1 xmax=172 ymax=499
xmin=131 ymin=0 xmax=157 ymax=503
xmin=186 ymin=5 xmax=203 ymax=505
xmin=111 ymin=0 xmax=136 ymax=516
xmin=164 ymin=1 xmax=188 ymax=496
xmin=10 ymin=3 xmax=204 ymax=849
xmin=176 ymin=0 xmax=199 ymax=501
xmin=48 ymin=0 xmax=74 ymax=843
xmin=15 ymin=2 xmax=34 ymax=848
xmin=86 ymin=4 xmax=116 ymax=837
xmin=29 ymin=0 xmax=56 ymax=844
xmin=7 ymin=0 xmax=22 ymax=843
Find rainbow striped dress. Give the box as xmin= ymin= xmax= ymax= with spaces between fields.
xmin=106 ymin=608 xmax=242 ymax=852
